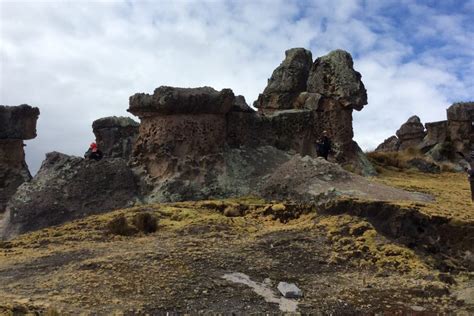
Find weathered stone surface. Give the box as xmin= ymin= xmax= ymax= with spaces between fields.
xmin=307 ymin=50 xmax=367 ymax=110
xmin=1 ymin=152 xmax=139 ymax=239
xmin=421 ymin=121 xmax=448 ymax=150
xmin=396 ymin=116 xmax=426 ymax=150
xmin=375 ymin=136 xmax=400 ymax=152
xmin=231 ymin=95 xmax=254 ymax=113
xmin=129 ymin=86 xmax=235 ymax=116
xmin=447 ymin=102 xmax=474 ymax=121
xmin=254 ymin=48 xmax=312 ymax=110
xmin=92 ymin=116 xmax=139 ymax=159
xmin=0 ymin=104 xmax=40 ymax=140
xmin=0 ymin=104 xmax=39 ymax=213
xmin=446 ymin=102 xmax=473 ymax=155
xmin=277 ymin=282 xmax=303 ymax=299
xmin=0 ymin=140 xmax=31 ymax=213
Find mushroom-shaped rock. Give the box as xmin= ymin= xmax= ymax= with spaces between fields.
xmin=0 ymin=104 xmax=40 ymax=139
xmin=128 ymin=86 xmax=235 ymax=116
xmin=396 ymin=116 xmax=426 ymax=150
xmin=254 ymin=48 xmax=313 ymax=110
xmin=92 ymin=116 xmax=139 ymax=159
xmin=0 ymin=104 xmax=40 ymax=213
xmin=306 ymin=50 xmax=367 ymax=110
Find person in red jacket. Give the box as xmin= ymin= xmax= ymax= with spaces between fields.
xmin=84 ymin=142 xmax=103 ymax=161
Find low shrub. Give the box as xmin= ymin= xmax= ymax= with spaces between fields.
xmin=106 ymin=215 xmax=135 ymax=236
xmin=133 ymin=212 xmax=158 ymax=234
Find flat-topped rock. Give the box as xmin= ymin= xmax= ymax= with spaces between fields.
xmin=92 ymin=116 xmax=139 ymax=129
xmin=128 ymin=86 xmax=235 ymax=116
xmin=447 ymin=102 xmax=474 ymax=121
xmin=307 ymin=50 xmax=367 ymax=110
xmin=0 ymin=104 xmax=40 ymax=140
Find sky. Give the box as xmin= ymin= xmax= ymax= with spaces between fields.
xmin=1 ymin=0 xmax=473 ymax=174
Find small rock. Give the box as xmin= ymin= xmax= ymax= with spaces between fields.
xmin=410 ymin=305 xmax=426 ymax=312
xmin=277 ymin=282 xmax=302 ymax=298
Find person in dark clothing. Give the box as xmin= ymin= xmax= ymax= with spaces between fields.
xmin=465 ymin=167 xmax=474 ymax=203
xmin=316 ymin=131 xmax=332 ymax=160
xmin=84 ymin=142 xmax=103 ymax=161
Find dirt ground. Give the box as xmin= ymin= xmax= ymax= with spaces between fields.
xmin=0 ymin=170 xmax=473 ymax=315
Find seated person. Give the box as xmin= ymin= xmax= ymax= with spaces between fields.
xmin=84 ymin=142 xmax=103 ymax=161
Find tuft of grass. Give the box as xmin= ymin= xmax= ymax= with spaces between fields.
xmin=133 ymin=212 xmax=158 ymax=234
xmin=106 ymin=215 xmax=136 ymax=236
xmin=367 ymin=147 xmax=439 ymax=172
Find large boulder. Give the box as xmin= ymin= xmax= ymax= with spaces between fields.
xmin=375 ymin=136 xmax=400 ymax=152
xmin=0 ymin=104 xmax=39 ymax=213
xmin=254 ymin=48 xmax=313 ymax=110
xmin=92 ymin=116 xmax=139 ymax=160
xmin=1 ymin=152 xmax=139 ymax=239
xmin=396 ymin=116 xmax=426 ymax=150
xmin=421 ymin=121 xmax=448 ymax=151
xmin=306 ymin=50 xmax=367 ymax=110
xmin=129 ymin=86 xmax=235 ymax=116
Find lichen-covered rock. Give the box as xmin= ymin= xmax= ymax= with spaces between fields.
xmin=396 ymin=116 xmax=426 ymax=150
xmin=0 ymin=104 xmax=40 ymax=139
xmin=129 ymin=86 xmax=235 ymax=116
xmin=446 ymin=102 xmax=474 ymax=121
xmin=306 ymin=50 xmax=367 ymax=110
xmin=1 ymin=152 xmax=139 ymax=239
xmin=254 ymin=48 xmax=313 ymax=110
xmin=375 ymin=136 xmax=400 ymax=152
xmin=92 ymin=116 xmax=139 ymax=159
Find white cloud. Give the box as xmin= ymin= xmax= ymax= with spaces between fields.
xmin=0 ymin=0 xmax=472 ymax=172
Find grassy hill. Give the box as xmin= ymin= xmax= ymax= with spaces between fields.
xmin=0 ymin=170 xmax=473 ymax=314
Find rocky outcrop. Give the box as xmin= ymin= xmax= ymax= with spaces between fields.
xmin=92 ymin=116 xmax=139 ymax=160
xmin=446 ymin=102 xmax=474 ymax=154
xmin=254 ymin=48 xmax=313 ymax=111
xmin=0 ymin=105 xmax=39 ymax=213
xmin=395 ymin=116 xmax=426 ymax=150
xmin=375 ymin=136 xmax=400 ymax=152
xmin=1 ymin=152 xmax=138 ymax=238
xmin=375 ymin=102 xmax=473 ymax=164
xmin=306 ymin=49 xmax=367 ymax=110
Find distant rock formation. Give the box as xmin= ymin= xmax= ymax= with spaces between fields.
xmin=92 ymin=116 xmax=139 ymax=160
xmin=395 ymin=116 xmax=426 ymax=150
xmin=0 ymin=104 xmax=39 ymax=213
xmin=375 ymin=102 xmax=474 ymax=163
xmin=1 ymin=152 xmax=138 ymax=237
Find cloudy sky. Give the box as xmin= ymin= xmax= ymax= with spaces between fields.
xmin=1 ymin=0 xmax=473 ymax=174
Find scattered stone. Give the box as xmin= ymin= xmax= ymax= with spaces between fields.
xmin=277 ymin=282 xmax=303 ymax=298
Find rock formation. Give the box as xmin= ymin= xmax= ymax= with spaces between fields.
xmin=395 ymin=116 xmax=426 ymax=150
xmin=1 ymin=152 xmax=139 ymax=237
xmin=446 ymin=102 xmax=474 ymax=154
xmin=254 ymin=48 xmax=313 ymax=111
xmin=0 ymin=104 xmax=39 ymax=213
xmin=4 ymin=48 xmax=409 ymax=239
xmin=375 ymin=136 xmax=400 ymax=152
xmin=375 ymin=102 xmax=473 ymax=164
xmin=92 ymin=116 xmax=139 ymax=160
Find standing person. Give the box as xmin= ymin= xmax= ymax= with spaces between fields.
xmin=316 ymin=131 xmax=332 ymax=160
xmin=465 ymin=167 xmax=474 ymax=203
xmin=84 ymin=142 xmax=103 ymax=161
